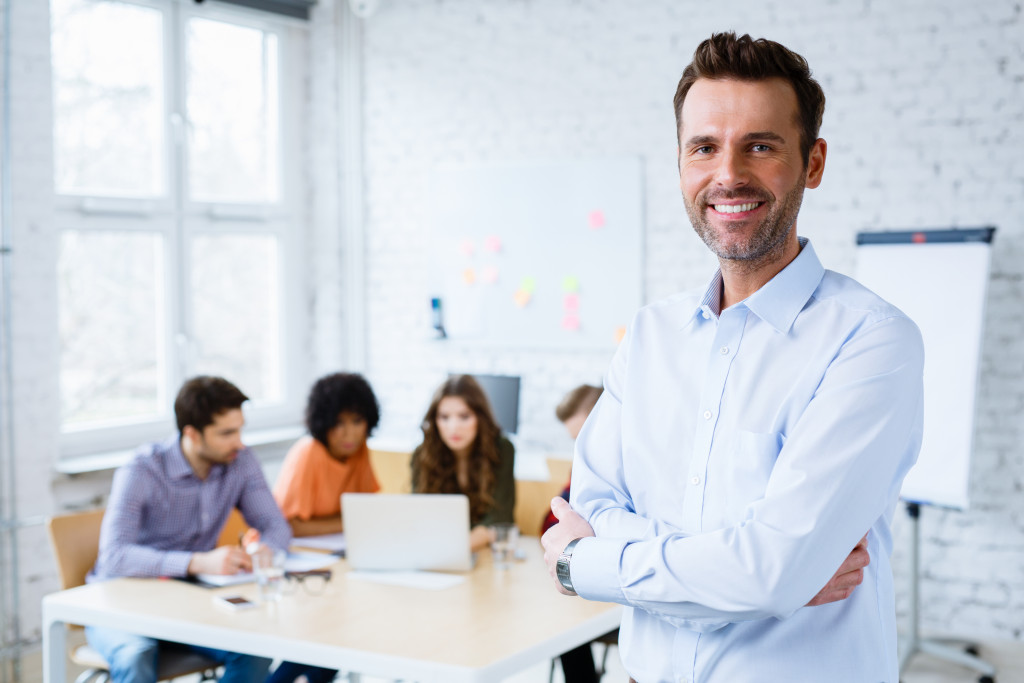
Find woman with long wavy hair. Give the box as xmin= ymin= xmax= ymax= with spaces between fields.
xmin=411 ymin=375 xmax=515 ymax=551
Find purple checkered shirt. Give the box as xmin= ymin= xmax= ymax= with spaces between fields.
xmin=88 ymin=435 xmax=292 ymax=581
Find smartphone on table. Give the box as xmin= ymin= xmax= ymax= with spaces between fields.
xmin=213 ymin=594 xmax=257 ymax=611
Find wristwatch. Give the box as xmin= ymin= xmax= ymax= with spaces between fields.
xmin=556 ymin=538 xmax=583 ymax=594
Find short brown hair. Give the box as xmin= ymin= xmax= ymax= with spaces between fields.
xmin=174 ymin=376 xmax=248 ymax=435
xmin=555 ymin=384 xmax=603 ymax=423
xmin=673 ymin=32 xmax=825 ymax=164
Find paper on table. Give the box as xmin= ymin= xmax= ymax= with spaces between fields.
xmin=195 ymin=552 xmax=337 ymax=586
xmin=290 ymin=532 xmax=346 ymax=554
xmin=347 ymin=570 xmax=465 ymax=590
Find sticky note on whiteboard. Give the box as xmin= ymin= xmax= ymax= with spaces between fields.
xmin=561 ymin=313 xmax=581 ymax=331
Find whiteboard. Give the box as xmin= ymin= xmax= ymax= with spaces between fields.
xmin=428 ymin=158 xmax=644 ymax=349
xmin=855 ymin=228 xmax=994 ymax=509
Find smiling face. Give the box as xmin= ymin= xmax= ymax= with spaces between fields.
xmin=436 ymin=396 xmax=479 ymax=458
xmin=678 ymin=77 xmax=825 ymax=269
xmin=326 ymin=411 xmax=368 ymax=462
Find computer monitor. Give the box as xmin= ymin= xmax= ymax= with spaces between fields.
xmin=454 ymin=373 xmax=521 ymax=436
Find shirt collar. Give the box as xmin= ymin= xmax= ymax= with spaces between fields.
xmin=690 ymin=237 xmax=825 ymax=334
xmin=166 ymin=436 xmax=197 ymax=481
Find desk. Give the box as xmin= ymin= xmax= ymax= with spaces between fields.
xmin=43 ymin=543 xmax=621 ymax=683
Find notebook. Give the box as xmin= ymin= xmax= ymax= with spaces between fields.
xmin=341 ymin=493 xmax=473 ymax=572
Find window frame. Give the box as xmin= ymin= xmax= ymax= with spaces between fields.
xmin=53 ymin=0 xmax=308 ymax=459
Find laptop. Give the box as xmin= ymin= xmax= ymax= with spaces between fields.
xmin=341 ymin=493 xmax=473 ymax=572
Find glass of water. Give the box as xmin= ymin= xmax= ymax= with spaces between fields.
xmin=490 ymin=523 xmax=519 ymax=570
xmin=252 ymin=549 xmax=286 ymax=602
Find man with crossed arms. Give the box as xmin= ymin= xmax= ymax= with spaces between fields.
xmin=543 ymin=32 xmax=923 ymax=683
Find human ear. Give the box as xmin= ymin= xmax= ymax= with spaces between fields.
xmin=804 ymin=138 xmax=827 ymax=189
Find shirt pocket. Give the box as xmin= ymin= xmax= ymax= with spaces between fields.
xmin=719 ymin=429 xmax=784 ymax=526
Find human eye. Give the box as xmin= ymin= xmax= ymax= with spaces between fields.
xmin=751 ymin=143 xmax=772 ymax=152
xmin=694 ymin=144 xmax=714 ymax=155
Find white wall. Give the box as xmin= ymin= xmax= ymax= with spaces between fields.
xmin=1 ymin=0 xmax=1022 ymax=652
xmin=356 ymin=0 xmax=1024 ymax=640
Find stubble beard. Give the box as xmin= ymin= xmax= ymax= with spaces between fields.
xmin=684 ymin=181 xmax=807 ymax=272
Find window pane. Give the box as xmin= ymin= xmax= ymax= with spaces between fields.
xmin=58 ymin=231 xmax=166 ymax=427
xmin=187 ymin=18 xmax=280 ymax=204
xmin=190 ymin=234 xmax=281 ymax=402
xmin=51 ymin=0 xmax=165 ymax=197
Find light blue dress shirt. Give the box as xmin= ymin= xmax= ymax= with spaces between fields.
xmin=570 ymin=239 xmax=924 ymax=683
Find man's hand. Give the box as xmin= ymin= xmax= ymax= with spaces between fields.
xmin=541 ymin=497 xmax=595 ymax=596
xmin=187 ymin=545 xmax=252 ymax=576
xmin=806 ymin=535 xmax=870 ymax=606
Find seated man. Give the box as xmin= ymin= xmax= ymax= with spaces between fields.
xmin=87 ymin=376 xmax=292 ymax=683
xmin=545 ymin=384 xmax=610 ymax=683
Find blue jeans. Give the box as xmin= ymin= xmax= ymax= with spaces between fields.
xmin=85 ymin=626 xmax=272 ymax=683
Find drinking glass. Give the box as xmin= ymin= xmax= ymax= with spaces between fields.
xmin=490 ymin=523 xmax=519 ymax=569
xmin=252 ymin=549 xmax=286 ymax=602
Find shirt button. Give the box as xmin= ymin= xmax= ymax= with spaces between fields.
xmin=720 ymin=346 xmax=729 ymax=355
xmin=703 ymin=410 xmax=712 ymax=420
xmin=701 ymin=310 xmax=710 ymax=320
xmin=690 ymin=476 xmax=701 ymax=486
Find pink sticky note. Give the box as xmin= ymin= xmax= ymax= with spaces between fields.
xmin=563 ymin=293 xmax=580 ymax=311
xmin=482 ymin=266 xmax=499 ymax=284
xmin=484 ymin=235 xmax=503 ymax=253
xmin=462 ymin=268 xmax=476 ymax=285
xmin=588 ymin=210 xmax=606 ymax=230
xmin=514 ymin=289 xmax=531 ymax=308
xmin=460 ymin=240 xmax=475 ymax=256
xmin=561 ymin=313 xmax=581 ymax=331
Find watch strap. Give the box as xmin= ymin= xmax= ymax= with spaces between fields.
xmin=556 ymin=537 xmax=584 ymax=593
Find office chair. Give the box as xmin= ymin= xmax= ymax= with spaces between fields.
xmin=46 ymin=508 xmax=220 ymax=683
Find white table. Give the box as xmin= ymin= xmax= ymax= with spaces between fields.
xmin=43 ymin=543 xmax=621 ymax=683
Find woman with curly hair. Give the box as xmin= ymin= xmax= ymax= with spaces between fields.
xmin=411 ymin=375 xmax=515 ymax=552
xmin=273 ymin=372 xmax=381 ymax=537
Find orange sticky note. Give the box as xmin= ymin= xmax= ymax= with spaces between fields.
xmin=614 ymin=325 xmax=627 ymax=344
xmin=462 ymin=268 xmax=476 ymax=285
xmin=484 ymin=235 xmax=503 ymax=253
xmin=588 ymin=210 xmax=606 ymax=230
xmin=563 ymin=293 xmax=580 ymax=311
xmin=513 ymin=289 xmax=532 ymax=308
xmin=561 ymin=313 xmax=581 ymax=331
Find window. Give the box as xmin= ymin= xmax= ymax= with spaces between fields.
xmin=51 ymin=0 xmax=306 ymax=455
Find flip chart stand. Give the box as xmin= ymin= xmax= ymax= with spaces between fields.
xmin=898 ymin=502 xmax=996 ymax=683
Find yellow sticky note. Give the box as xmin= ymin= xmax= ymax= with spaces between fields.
xmin=520 ymin=276 xmax=537 ymax=294
xmin=462 ymin=268 xmax=476 ymax=285
xmin=561 ymin=275 xmax=580 ymax=293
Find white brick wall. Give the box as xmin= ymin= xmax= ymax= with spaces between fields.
xmin=358 ymin=0 xmax=1024 ymax=642
xmin=0 ymin=0 xmax=1021 ymax=654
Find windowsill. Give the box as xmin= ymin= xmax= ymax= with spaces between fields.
xmin=54 ymin=424 xmax=306 ymax=476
